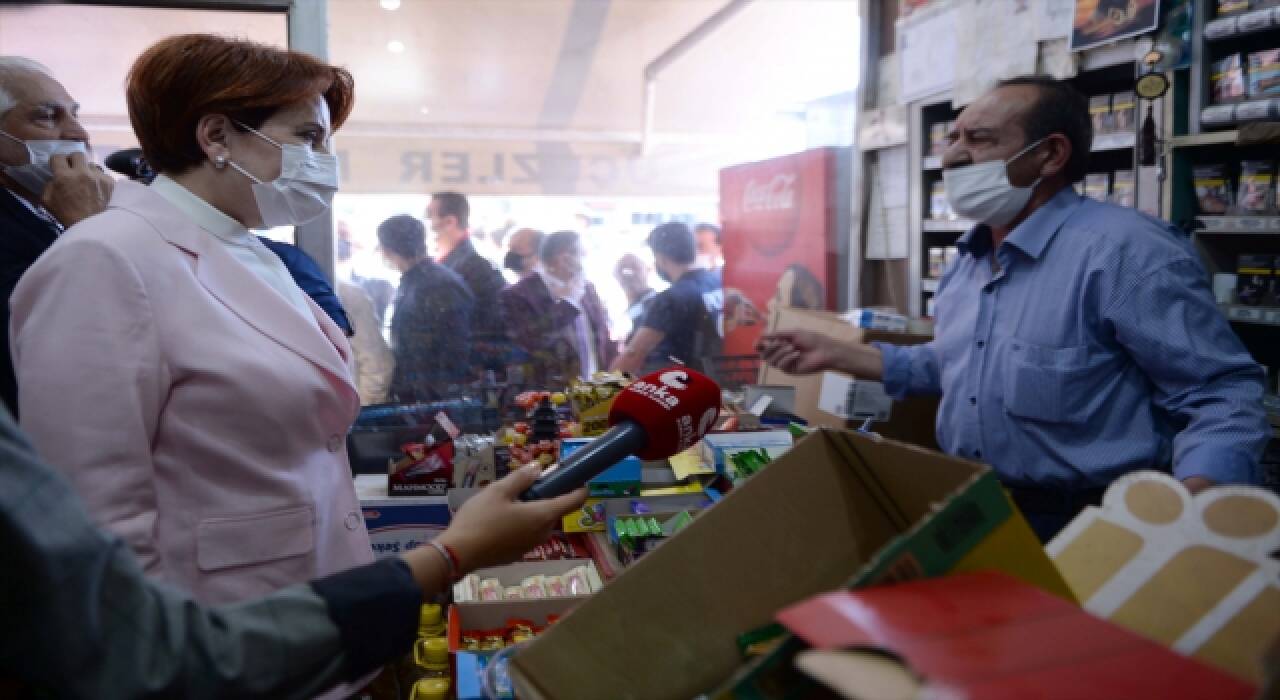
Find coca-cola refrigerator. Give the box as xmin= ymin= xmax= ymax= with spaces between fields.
xmin=720 ymin=147 xmax=850 ymax=358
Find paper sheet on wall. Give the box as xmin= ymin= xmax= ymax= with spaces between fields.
xmin=899 ymin=5 xmax=957 ymax=103
xmin=1038 ymin=38 xmax=1078 ymax=79
xmin=1036 ymin=0 xmax=1073 ymax=40
xmin=952 ymin=0 xmax=1038 ymax=106
xmin=865 ymin=147 xmax=909 ymax=260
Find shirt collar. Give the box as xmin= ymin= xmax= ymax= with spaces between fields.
xmin=442 ymin=236 xmax=474 ymax=265
xmin=956 ymin=186 xmax=1082 ymax=260
xmin=150 ymin=174 xmax=254 ymax=246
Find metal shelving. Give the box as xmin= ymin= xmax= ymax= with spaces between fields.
xmin=1198 ymin=217 xmax=1280 ymax=233
xmin=1220 ymin=304 xmax=1280 ymax=326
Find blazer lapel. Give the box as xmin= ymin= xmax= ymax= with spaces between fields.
xmin=110 ymin=181 xmax=356 ymax=390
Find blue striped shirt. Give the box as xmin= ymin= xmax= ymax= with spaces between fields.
xmin=877 ymin=188 xmax=1268 ymax=489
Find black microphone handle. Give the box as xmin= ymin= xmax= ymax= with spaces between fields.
xmin=518 ymin=420 xmax=648 ymax=501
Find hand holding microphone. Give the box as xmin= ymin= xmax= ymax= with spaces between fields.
xmin=519 ymin=367 xmax=721 ymax=501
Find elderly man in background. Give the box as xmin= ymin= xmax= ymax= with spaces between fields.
xmin=503 ymin=227 xmax=544 ymax=281
xmin=0 ymin=57 xmax=112 ymax=416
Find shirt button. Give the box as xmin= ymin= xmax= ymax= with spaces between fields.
xmin=327 ymin=434 xmax=343 ymax=453
xmin=976 ymin=340 xmax=985 ymax=348
xmin=345 ymin=511 xmax=362 ymax=530
xmin=975 ymin=450 xmax=983 ymax=459
xmin=969 ymin=397 xmax=977 ymax=406
xmin=984 ymin=288 xmax=993 ymax=295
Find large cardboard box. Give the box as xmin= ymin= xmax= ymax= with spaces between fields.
xmin=508 ymin=428 xmax=1069 ymax=700
xmin=1048 ymin=471 xmax=1280 ymax=684
xmin=758 ymin=307 xmax=940 ymax=450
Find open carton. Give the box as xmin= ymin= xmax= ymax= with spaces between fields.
xmin=1047 ymin=471 xmax=1280 ymax=684
xmin=509 ymin=428 xmax=1070 ymax=700
xmin=758 ymin=307 xmax=939 ymax=450
xmin=774 ymin=571 xmax=1254 ymax=699
xmin=448 ymin=559 xmax=604 ymax=653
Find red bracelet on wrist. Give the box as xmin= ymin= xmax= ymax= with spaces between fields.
xmin=429 ymin=540 xmax=463 ymax=581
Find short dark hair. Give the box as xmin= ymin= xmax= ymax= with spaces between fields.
xmin=431 ymin=191 xmax=470 ymax=229
xmin=996 ymin=75 xmax=1092 ymax=184
xmin=695 ymin=223 xmax=722 ymax=245
xmin=377 ymin=214 xmax=426 ymax=260
xmin=540 ymin=230 xmax=580 ymax=263
xmin=648 ymin=222 xmax=696 ymax=265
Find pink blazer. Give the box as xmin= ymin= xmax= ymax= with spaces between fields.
xmin=11 ymin=180 xmax=373 ymax=604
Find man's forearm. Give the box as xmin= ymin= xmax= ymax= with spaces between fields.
xmin=831 ymin=341 xmax=885 ymax=380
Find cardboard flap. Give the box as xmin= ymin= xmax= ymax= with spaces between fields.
xmin=1048 ymin=471 xmax=1280 ymax=683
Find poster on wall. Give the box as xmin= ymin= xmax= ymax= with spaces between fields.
xmin=1070 ymin=0 xmax=1160 ymax=52
xmin=719 ymin=149 xmax=840 ymax=358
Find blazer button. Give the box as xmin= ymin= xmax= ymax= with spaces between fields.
xmin=327 ymin=434 xmax=343 ymax=453
xmin=345 ymin=511 xmax=362 ymax=530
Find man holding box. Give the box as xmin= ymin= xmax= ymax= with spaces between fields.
xmin=759 ymin=76 xmax=1269 ymax=541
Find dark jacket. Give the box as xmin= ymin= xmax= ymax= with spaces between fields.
xmin=500 ymin=275 xmax=615 ymax=386
xmin=388 ymin=259 xmax=474 ymax=402
xmin=258 ymin=238 xmax=352 ymax=336
xmin=441 ymin=238 xmax=509 ymax=374
xmin=0 ymin=188 xmax=60 ymax=418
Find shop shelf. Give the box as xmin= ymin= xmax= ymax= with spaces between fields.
xmin=922 ymin=219 xmax=972 ymax=233
xmin=1091 ymin=132 xmax=1136 ymax=152
xmin=1201 ymin=100 xmax=1280 ymax=129
xmin=922 ymin=278 xmax=940 ymax=293
xmin=1197 ymin=216 xmax=1280 ymax=233
xmin=1220 ymin=303 xmax=1280 ymax=326
xmin=923 ymin=156 xmax=943 ymax=170
xmin=1204 ymin=8 xmax=1280 ymax=43
xmin=1170 ymin=130 xmax=1239 ymax=148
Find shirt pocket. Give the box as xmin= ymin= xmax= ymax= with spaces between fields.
xmin=196 ymin=504 xmax=315 ymax=572
xmin=1002 ymin=341 xmax=1093 ymax=424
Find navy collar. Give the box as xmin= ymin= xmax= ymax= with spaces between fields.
xmin=957 ymin=187 xmax=1083 ymax=260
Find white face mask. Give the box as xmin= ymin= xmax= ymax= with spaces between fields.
xmin=0 ymin=129 xmax=88 ymax=196
xmin=943 ymin=137 xmax=1048 ymax=227
xmin=226 ymin=122 xmax=338 ymax=227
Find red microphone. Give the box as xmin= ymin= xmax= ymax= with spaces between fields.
xmin=519 ymin=367 xmax=721 ymax=501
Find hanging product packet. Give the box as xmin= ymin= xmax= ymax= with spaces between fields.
xmin=1110 ymin=170 xmax=1135 ymax=208
xmin=1084 ymin=173 xmax=1111 ymax=202
xmin=1111 ymin=91 xmax=1137 ymax=132
xmin=1212 ymin=53 xmax=1246 ymax=103
xmin=1194 ymin=164 xmax=1232 ymax=215
xmin=1236 ymin=160 xmax=1275 ymax=214
xmin=1247 ymin=48 xmax=1280 ymax=98
xmin=1089 ymin=95 xmax=1113 ymax=134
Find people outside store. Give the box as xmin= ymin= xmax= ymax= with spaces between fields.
xmin=0 ymin=57 xmax=113 ymax=417
xmin=694 ymin=221 xmax=724 ymax=274
xmin=613 ymin=252 xmax=657 ymax=344
xmin=759 ymin=76 xmax=1269 ymax=542
xmin=428 ymin=190 xmax=511 ymax=378
xmin=378 ymin=214 xmax=475 ymax=402
xmin=612 ymin=222 xmax=723 ymax=374
xmin=501 ymin=230 xmax=614 ymax=386
xmin=503 ymin=226 xmax=544 ymax=280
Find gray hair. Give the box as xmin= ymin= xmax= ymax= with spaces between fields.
xmin=0 ymin=57 xmax=53 ymax=118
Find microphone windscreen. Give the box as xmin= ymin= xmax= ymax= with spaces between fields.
xmin=608 ymin=367 xmax=720 ymax=460
xmin=104 ymin=148 xmax=146 ymax=179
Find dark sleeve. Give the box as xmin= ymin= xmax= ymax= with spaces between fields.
xmin=309 ymin=558 xmax=423 ymax=679
xmin=501 ymin=287 xmax=578 ymax=355
xmin=261 ymin=239 xmax=353 ymax=335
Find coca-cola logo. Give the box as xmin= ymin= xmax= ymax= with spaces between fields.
xmin=742 ymin=174 xmax=797 ymax=213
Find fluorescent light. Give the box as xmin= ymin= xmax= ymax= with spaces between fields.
xmin=419 ymin=107 xmax=430 ymax=115
xmin=380 ymin=0 xmax=401 ymax=10
xmin=386 ymin=40 xmax=405 ymax=54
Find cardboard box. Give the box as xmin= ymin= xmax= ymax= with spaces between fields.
xmin=816 ymin=373 xmax=892 ymax=422
xmin=509 ymin=428 xmax=1070 ymax=700
xmin=700 ymin=430 xmax=794 ymax=472
xmin=771 ymin=571 xmax=1254 ymax=699
xmin=355 ymin=474 xmax=451 ymax=559
xmin=759 ymin=307 xmax=940 ymax=450
xmin=1048 ymin=471 xmax=1280 ymax=684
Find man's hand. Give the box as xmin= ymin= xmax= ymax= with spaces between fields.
xmin=434 ymin=464 xmax=587 ymax=574
xmin=1182 ymin=476 xmax=1215 ymax=494
xmin=41 ymin=152 xmax=113 ymax=228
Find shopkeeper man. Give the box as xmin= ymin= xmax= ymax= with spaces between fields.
xmin=759 ymin=76 xmax=1269 ymax=542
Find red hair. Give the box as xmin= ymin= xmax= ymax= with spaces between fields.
xmin=126 ymin=34 xmax=354 ymax=174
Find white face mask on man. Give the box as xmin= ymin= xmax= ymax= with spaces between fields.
xmin=943 ymin=137 xmax=1048 ymax=228
xmin=0 ymin=129 xmax=88 ymax=197
xmin=224 ymin=122 xmax=339 ymax=227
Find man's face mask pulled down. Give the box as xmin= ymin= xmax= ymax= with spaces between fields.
xmin=0 ymin=129 xmax=87 ymax=196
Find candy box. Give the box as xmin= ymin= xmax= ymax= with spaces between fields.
xmin=388 ymin=440 xmax=453 ymax=497
xmin=355 ymin=474 xmax=451 ymax=559
xmin=559 ymin=437 xmax=643 ymax=498
xmin=448 ymin=559 xmax=604 ymax=654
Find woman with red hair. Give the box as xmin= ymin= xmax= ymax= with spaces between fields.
xmin=14 ymin=35 xmax=372 ymax=606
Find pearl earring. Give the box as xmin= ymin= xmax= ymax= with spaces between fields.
xmin=214 ymin=155 xmax=227 ymax=169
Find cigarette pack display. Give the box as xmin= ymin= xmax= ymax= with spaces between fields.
xmin=1088 ymin=95 xmax=1113 ymax=134
xmin=1217 ymin=0 xmax=1249 ymax=15
xmin=928 ymin=248 xmax=945 ymax=279
xmin=1194 ymin=164 xmax=1232 ymax=214
xmin=928 ymin=122 xmax=948 ymax=158
xmin=1236 ymin=160 xmax=1275 ymax=214
xmin=1212 ymin=54 xmax=1247 ymax=103
xmin=929 ymin=181 xmax=950 ymax=220
xmin=1110 ymin=170 xmax=1135 ymax=208
xmin=1084 ymin=173 xmax=1111 ymax=202
xmin=1249 ymin=49 xmax=1280 ymax=97
xmin=1111 ymin=91 xmax=1136 ymax=132
xmin=1237 ymin=254 xmax=1275 ymax=306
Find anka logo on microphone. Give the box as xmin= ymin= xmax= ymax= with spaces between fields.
xmin=629 ymin=370 xmax=688 ymax=410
